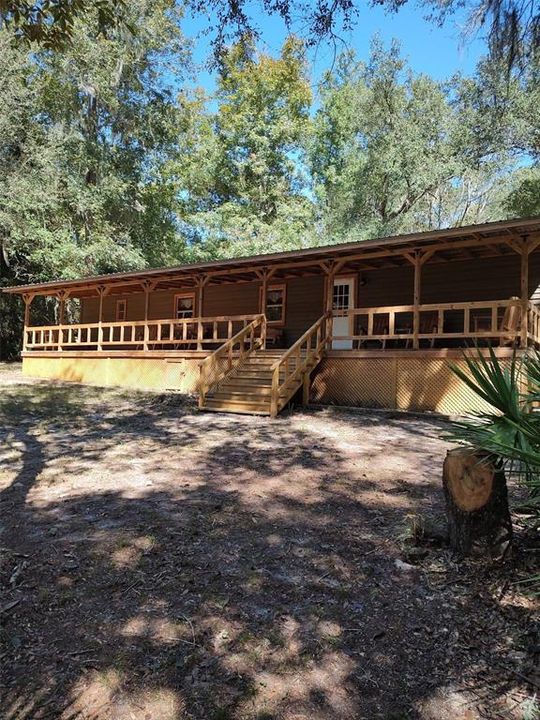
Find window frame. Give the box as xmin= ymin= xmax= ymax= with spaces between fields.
xmin=174 ymin=291 xmax=196 ymax=320
xmin=263 ymin=283 xmax=287 ymax=326
xmin=115 ymin=299 xmax=127 ymax=322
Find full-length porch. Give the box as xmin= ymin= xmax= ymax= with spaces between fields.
xmin=6 ymin=217 xmax=540 ymax=415
xmin=22 ymin=297 xmax=540 ymax=353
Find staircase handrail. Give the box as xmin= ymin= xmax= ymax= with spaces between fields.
xmin=270 ymin=311 xmax=331 ymax=416
xmin=199 ymin=314 xmax=266 ymax=406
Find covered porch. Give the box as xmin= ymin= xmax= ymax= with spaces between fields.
xmin=16 ymin=217 xmax=540 ymax=357
xmin=5 ymin=217 xmax=540 ymax=415
xmin=21 ymin=297 xmax=540 ymax=354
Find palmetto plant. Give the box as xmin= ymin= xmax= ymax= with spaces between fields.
xmin=448 ymin=348 xmax=540 ymax=517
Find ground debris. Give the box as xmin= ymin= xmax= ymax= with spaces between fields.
xmin=0 ymin=364 xmax=537 ymax=720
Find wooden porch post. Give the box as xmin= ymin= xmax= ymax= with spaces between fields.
xmin=141 ymin=280 xmax=157 ymax=351
xmin=197 ymin=275 xmax=209 ymax=317
xmin=506 ymin=236 xmax=540 ymax=348
xmin=22 ymin=293 xmax=34 ymax=352
xmin=97 ymin=285 xmax=106 ymax=351
xmin=404 ymin=250 xmax=434 ymax=350
xmin=322 ymin=259 xmax=346 ymax=349
xmin=413 ymin=252 xmax=421 ymax=350
xmin=521 ymin=244 xmax=529 ymax=348
xmin=56 ymin=290 xmax=69 ymax=351
xmin=260 ymin=269 xmax=268 ymax=315
xmin=194 ymin=275 xmax=209 ymax=351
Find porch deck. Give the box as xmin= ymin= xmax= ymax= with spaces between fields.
xmin=22 ymin=298 xmax=540 ymax=354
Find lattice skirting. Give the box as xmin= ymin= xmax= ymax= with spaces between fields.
xmin=310 ymin=357 xmax=507 ymax=415
xmin=22 ymin=356 xmax=201 ymax=393
xmin=23 ymin=353 xmax=509 ymax=415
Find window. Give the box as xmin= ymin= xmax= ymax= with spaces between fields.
xmin=175 ymin=292 xmax=195 ymax=319
xmin=116 ymin=299 xmax=127 ymax=321
xmin=332 ymin=282 xmax=351 ymax=312
xmin=265 ymin=284 xmax=286 ymax=324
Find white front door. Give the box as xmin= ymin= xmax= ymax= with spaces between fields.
xmin=332 ymin=278 xmax=355 ymax=350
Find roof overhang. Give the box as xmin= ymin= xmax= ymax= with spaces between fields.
xmin=4 ymin=216 xmax=540 ymax=298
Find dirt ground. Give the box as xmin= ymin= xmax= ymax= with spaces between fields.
xmin=1 ymin=362 xmax=538 ymax=720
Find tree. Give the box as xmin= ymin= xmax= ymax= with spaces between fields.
xmin=172 ymin=37 xmax=316 ymax=258
xmin=0 ymin=0 xmax=190 ymax=356
xmin=1 ymin=0 xmax=190 ymax=282
xmin=0 ymin=0 xmax=129 ymax=49
xmin=310 ymin=40 xmax=506 ymax=241
xmin=3 ymin=0 xmax=536 ymax=73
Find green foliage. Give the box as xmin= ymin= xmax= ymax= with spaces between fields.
xmin=448 ymin=348 xmax=540 ymax=514
xmin=172 ymin=37 xmax=317 ymax=258
xmin=0 ymin=0 xmax=189 ymax=285
xmin=0 ymin=0 xmax=191 ymax=357
xmin=0 ymin=0 xmax=130 ymax=49
xmin=310 ymin=39 xmax=516 ymax=241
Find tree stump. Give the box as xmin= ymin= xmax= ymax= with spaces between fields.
xmin=443 ymin=447 xmax=512 ymax=558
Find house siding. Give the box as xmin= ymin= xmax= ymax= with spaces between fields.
xmin=80 ymin=252 xmax=540 ymax=331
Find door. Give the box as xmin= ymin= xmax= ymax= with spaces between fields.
xmin=332 ymin=277 xmax=355 ymax=349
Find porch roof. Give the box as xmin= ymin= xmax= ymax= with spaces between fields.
xmin=4 ymin=216 xmax=540 ymax=298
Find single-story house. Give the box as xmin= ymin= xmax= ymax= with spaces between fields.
xmin=4 ymin=217 xmax=540 ymax=416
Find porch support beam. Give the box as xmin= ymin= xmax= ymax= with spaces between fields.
xmin=141 ymin=280 xmax=158 ymax=351
xmin=323 ymin=260 xmax=343 ymax=349
xmin=196 ymin=275 xmax=209 ymax=318
xmin=22 ymin=293 xmax=35 ymax=352
xmin=56 ymin=289 xmax=70 ymax=351
xmin=403 ymin=249 xmax=434 ymax=350
xmin=257 ymin=267 xmax=278 ymax=319
xmin=521 ymin=245 xmax=529 ymax=348
xmin=506 ymin=237 xmax=536 ymax=348
xmin=260 ymin=269 xmax=268 ymax=317
xmin=96 ymin=285 xmax=106 ymax=351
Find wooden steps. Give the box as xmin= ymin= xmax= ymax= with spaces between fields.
xmin=198 ymin=313 xmax=331 ymax=416
xmin=202 ymin=350 xmax=284 ymax=415
xmin=201 ymin=348 xmax=322 ymax=415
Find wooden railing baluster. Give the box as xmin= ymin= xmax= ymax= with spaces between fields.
xmin=199 ymin=315 xmax=265 ymax=407
xmin=269 ymin=311 xmax=331 ymax=418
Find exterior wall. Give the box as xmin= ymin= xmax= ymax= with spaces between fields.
xmin=356 ymin=253 xmax=540 ymax=308
xmin=284 ymin=275 xmax=325 ymax=343
xmin=202 ymin=281 xmax=260 ymax=316
xmin=311 ymin=352 xmax=512 ymax=416
xmin=82 ymin=289 xmax=202 ymax=323
xmin=23 ymin=354 xmax=201 ymax=393
xmin=80 ymin=276 xmax=325 ymax=344
xmin=78 ymin=251 xmax=540 ymax=343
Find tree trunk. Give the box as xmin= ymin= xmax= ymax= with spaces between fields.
xmin=443 ymin=447 xmax=512 ymax=558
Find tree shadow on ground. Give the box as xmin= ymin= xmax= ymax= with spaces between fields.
xmin=0 ymin=379 xmax=535 ymax=720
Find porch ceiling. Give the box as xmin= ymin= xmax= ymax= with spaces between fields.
xmin=4 ymin=216 xmax=540 ymax=298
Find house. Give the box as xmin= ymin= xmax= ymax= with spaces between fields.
xmin=4 ymin=217 xmax=540 ymax=416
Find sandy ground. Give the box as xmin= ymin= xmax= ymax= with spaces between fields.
xmin=0 ymin=362 xmax=538 ymax=720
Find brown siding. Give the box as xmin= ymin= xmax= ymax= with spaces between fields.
xmin=78 ymin=248 xmax=540 ymax=327
xmin=202 ymin=281 xmax=260 ymax=316
xmin=148 ymin=291 xmax=186 ymax=320
xmin=357 ymin=253 xmax=540 ymax=307
xmin=81 ymin=297 xmax=99 ymax=323
xmin=422 ymin=255 xmax=521 ymax=303
xmin=356 ymin=266 xmax=414 ymax=307
xmin=284 ymin=275 xmax=325 ymax=343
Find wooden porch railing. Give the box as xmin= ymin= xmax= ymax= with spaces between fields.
xmin=199 ymin=314 xmax=266 ymax=407
xmin=528 ymin=302 xmax=540 ymax=346
xmin=23 ymin=315 xmax=259 ymax=352
xmin=269 ymin=312 xmax=331 ymax=417
xmin=331 ymin=298 xmax=540 ymax=348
